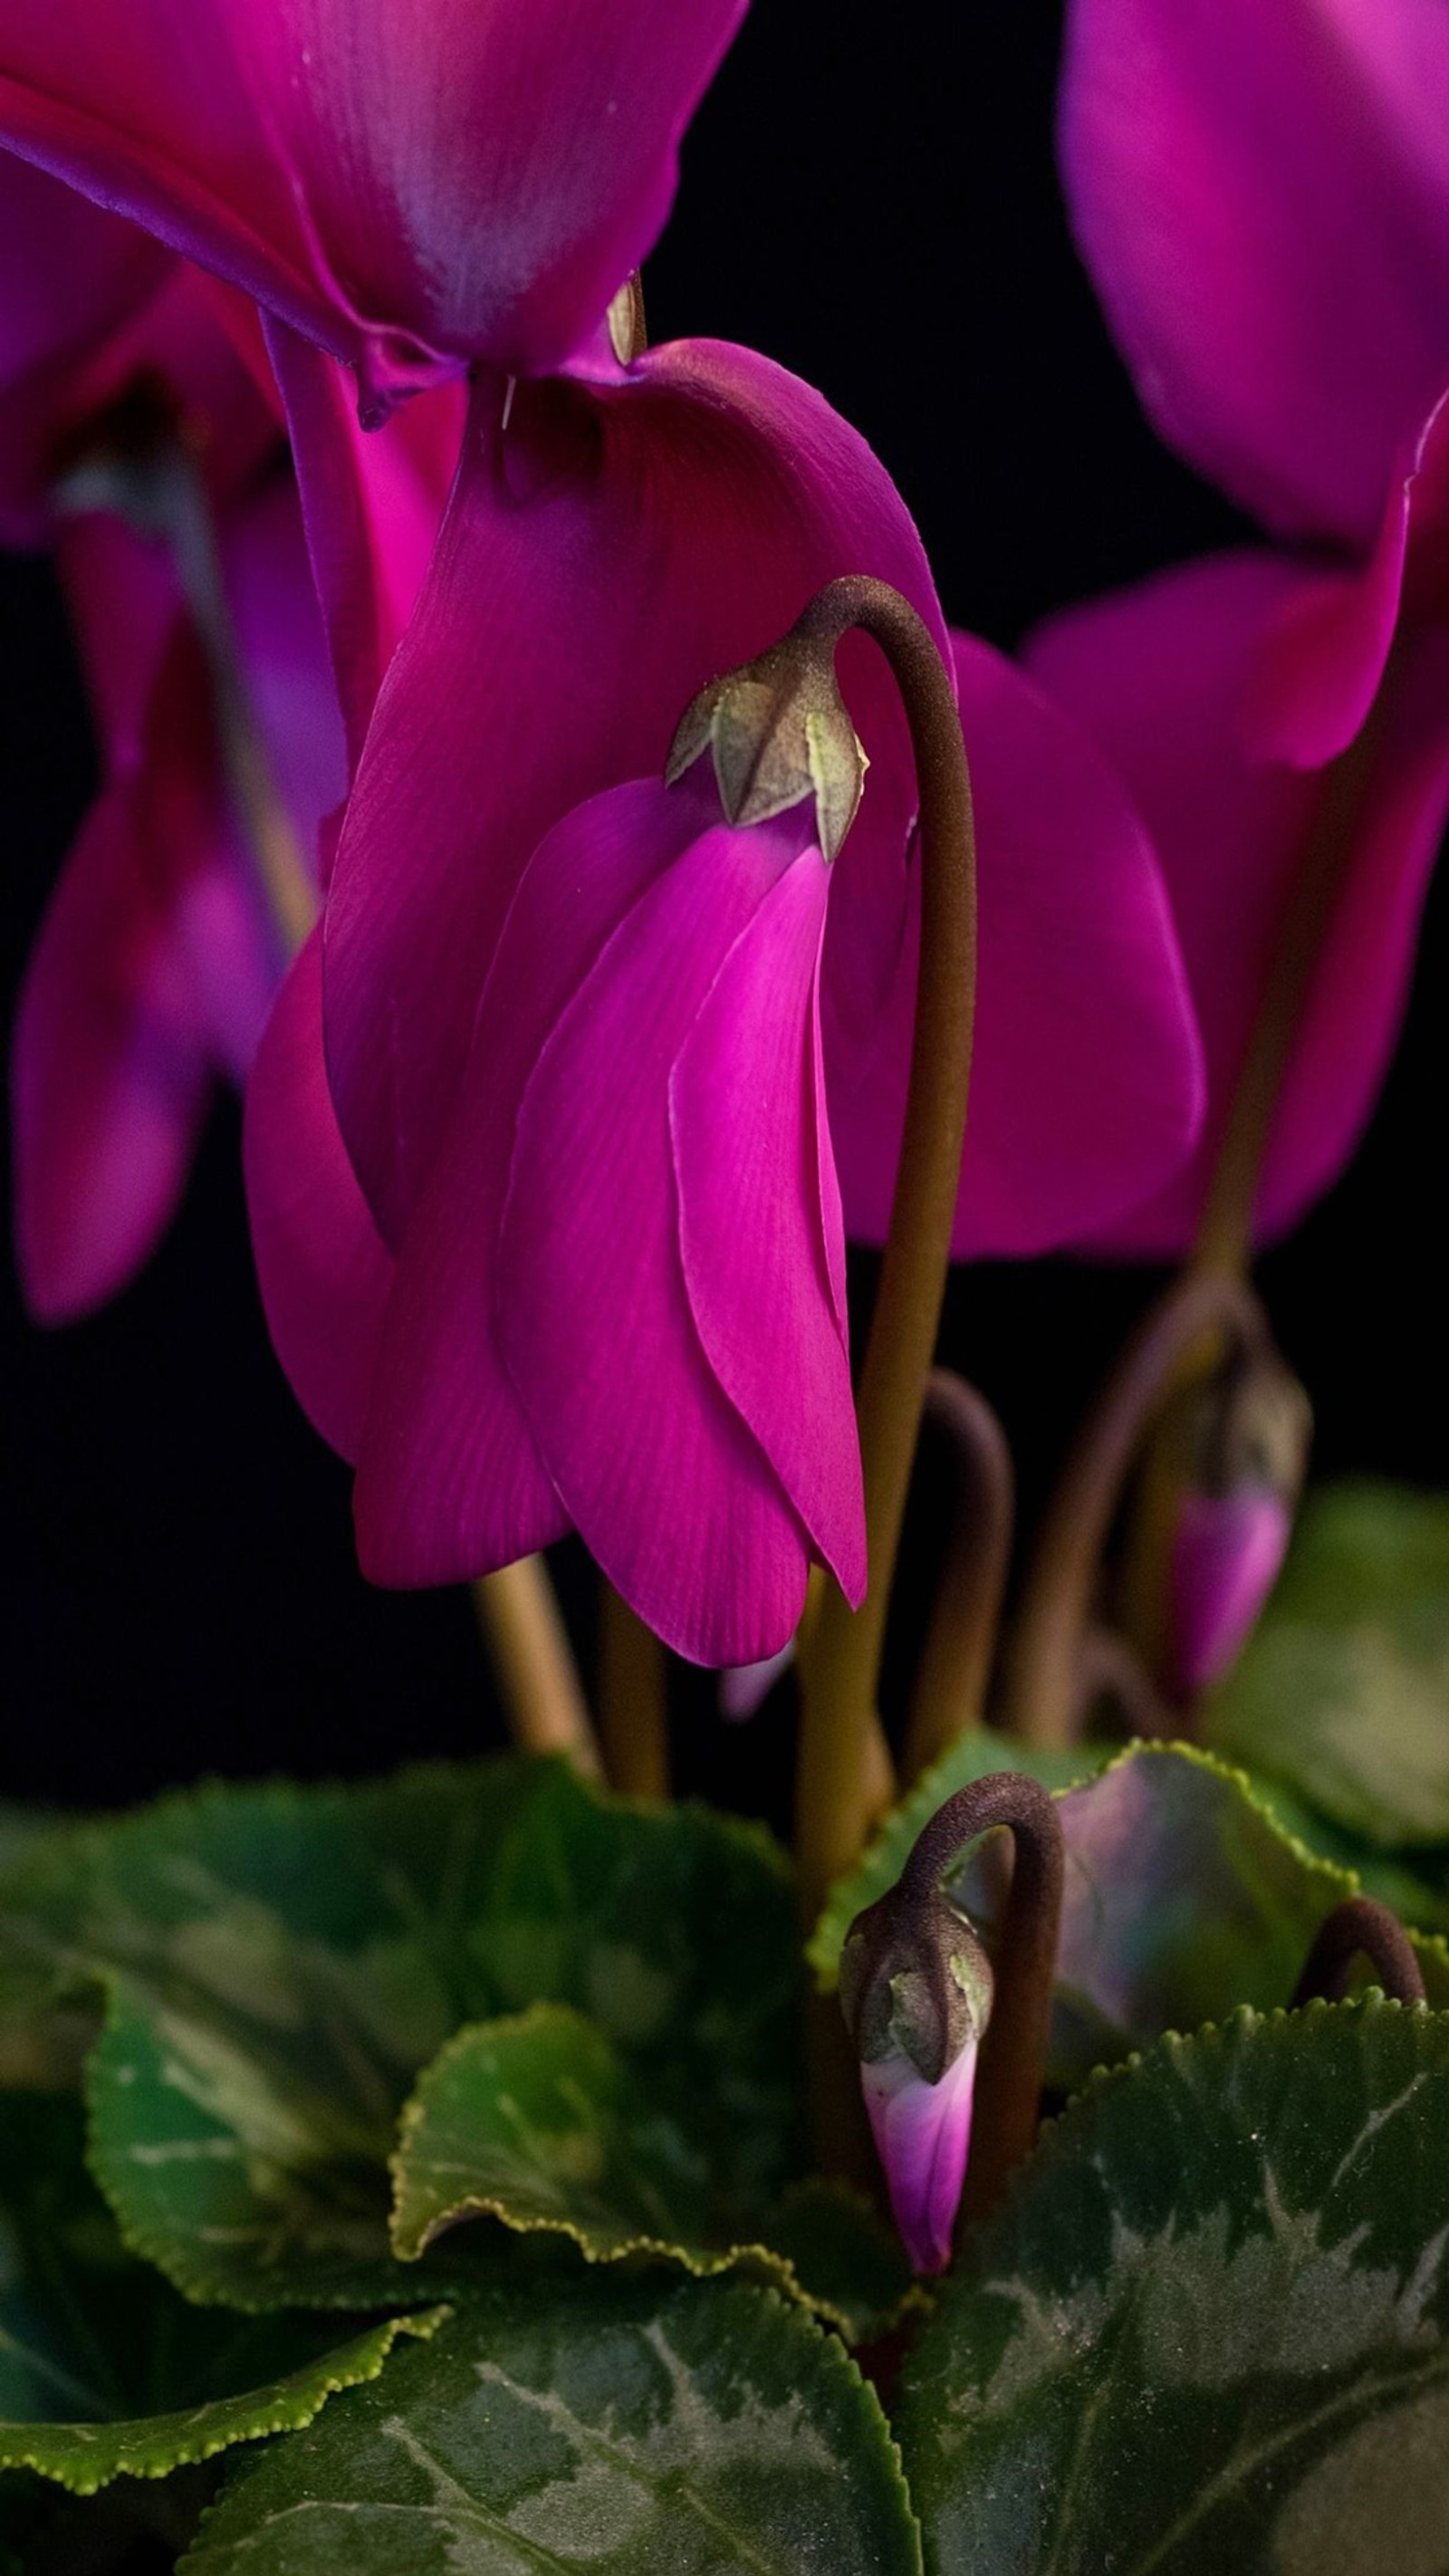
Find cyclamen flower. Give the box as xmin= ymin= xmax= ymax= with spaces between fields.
xmin=0 ymin=156 xmax=349 ymax=1318
xmin=1032 ymin=0 xmax=1449 ymax=1254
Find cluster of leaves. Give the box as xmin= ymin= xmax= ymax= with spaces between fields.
xmin=4 ymin=1487 xmax=1449 ymax=2571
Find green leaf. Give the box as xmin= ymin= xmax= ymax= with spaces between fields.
xmin=1208 ymin=1479 xmax=1449 ymax=1849
xmin=807 ymin=1727 xmax=1102 ymax=1987
xmin=0 ymin=2092 xmax=443 ymax=2494
xmin=180 ymin=2272 xmax=923 ymax=2576
xmin=1233 ymin=1771 xmax=1449 ymax=1940
xmin=898 ymin=1997 xmax=1449 ymax=2575
xmin=0 ymin=1760 xmax=800 ymax=2312
xmin=389 ymin=2006 xmax=910 ymax=2341
xmin=813 ymin=1738 xmax=1350 ymax=2090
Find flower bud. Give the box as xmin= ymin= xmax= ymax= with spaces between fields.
xmin=1168 ymin=1344 xmax=1310 ymax=1696
xmin=666 ymin=634 xmax=868 ymax=862
xmin=840 ymin=1879 xmax=994 ymax=2273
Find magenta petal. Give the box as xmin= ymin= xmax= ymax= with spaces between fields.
xmin=1170 ymin=1489 xmax=1292 ymax=1697
xmin=324 ymin=343 xmax=946 ymax=1242
xmin=495 ymin=798 xmax=826 ymax=1666
xmin=13 ymin=774 xmax=209 ymax=1324
xmin=862 ymin=2040 xmax=978 ymax=2276
xmin=1028 ymin=549 xmax=1449 ymax=1251
xmin=265 ymin=321 xmax=464 ymax=770
xmin=220 ymin=465 xmax=349 ymax=908
xmin=351 ymin=780 xmax=705 ymax=1590
xmin=0 ymin=0 xmax=745 ymax=403
xmin=1060 ymin=0 xmax=1449 ymax=549
xmin=243 ymin=935 xmax=393 ymax=1459
xmin=830 ymin=632 xmax=1204 ymax=1255
xmin=672 ymin=853 xmax=865 ymax=1604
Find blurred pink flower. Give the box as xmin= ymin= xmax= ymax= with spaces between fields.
xmin=1032 ymin=0 xmax=1449 ymax=1254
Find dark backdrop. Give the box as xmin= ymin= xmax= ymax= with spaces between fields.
xmin=3 ymin=1 xmax=1445 ymax=1812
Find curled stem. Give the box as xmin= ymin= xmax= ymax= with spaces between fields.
xmin=597 ymin=1581 xmax=670 ymax=1798
xmin=901 ymin=1370 xmax=1014 ymax=1785
xmin=793 ymin=578 xmax=977 ymax=1918
xmin=471 ymin=1560 xmax=601 ymax=1781
xmin=1291 ymin=1896 xmax=1425 ymax=2009
xmin=892 ymin=1771 xmax=1064 ymax=2231
xmin=1003 ymin=1271 xmax=1269 ymax=1748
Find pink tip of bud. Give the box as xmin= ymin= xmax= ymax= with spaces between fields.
xmin=1169 ymin=1486 xmax=1292 ymax=1697
xmin=861 ymin=2037 xmax=979 ymax=2274
xmin=718 ymin=1642 xmax=795 ymax=1720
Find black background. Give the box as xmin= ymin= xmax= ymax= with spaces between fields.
xmin=1 ymin=0 xmax=1444 ymax=1815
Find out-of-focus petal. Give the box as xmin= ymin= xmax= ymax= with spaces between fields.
xmin=324 ymin=341 xmax=945 ymax=1244
xmin=496 ymin=798 xmax=831 ymax=1666
xmin=829 ymin=634 xmax=1204 ymax=1255
xmin=0 ymin=0 xmax=747 ymax=409
xmin=1028 ymin=549 xmax=1449 ymax=1250
xmin=264 ymin=320 xmax=464 ymax=770
xmin=672 ymin=851 xmax=864 ymax=1603
xmin=222 ymin=464 xmax=349 ymax=892
xmin=12 ymin=770 xmax=209 ymax=1323
xmin=1060 ymin=0 xmax=1449 ymax=550
xmin=861 ymin=2038 xmax=978 ymax=2277
xmin=243 ymin=933 xmax=393 ymax=1457
xmin=351 ymin=779 xmax=705 ymax=1591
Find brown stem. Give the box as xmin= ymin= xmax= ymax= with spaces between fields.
xmin=901 ymin=1371 xmax=1014 ymax=1784
xmin=891 ymin=1772 xmax=1064 ymax=2230
xmin=471 ymin=1560 xmax=601 ymax=1781
xmin=1003 ymin=1272 xmax=1269 ymax=1748
xmin=597 ymin=1581 xmax=670 ymax=1798
xmin=1291 ymin=1896 xmax=1425 ymax=2009
xmin=794 ymin=578 xmax=977 ymax=1918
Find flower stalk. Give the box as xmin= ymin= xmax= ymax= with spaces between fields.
xmin=471 ymin=1561 xmax=601 ymax=1782
xmin=784 ymin=578 xmax=978 ymax=1918
xmin=900 ymin=1370 xmax=1013 ymax=1786
xmin=1291 ymin=1896 xmax=1426 ymax=2010
xmin=597 ymin=1582 xmax=670 ymax=1798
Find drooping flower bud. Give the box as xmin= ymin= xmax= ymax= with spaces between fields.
xmin=1168 ymin=1342 xmax=1311 ymax=1697
xmin=839 ymin=1874 xmax=994 ymax=2273
xmin=666 ymin=631 xmax=868 ymax=862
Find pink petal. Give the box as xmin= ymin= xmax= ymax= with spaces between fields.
xmin=829 ymin=633 xmax=1204 ymax=1255
xmin=1170 ymin=1489 xmax=1292 ymax=1697
xmin=861 ymin=2039 xmax=978 ymax=2276
xmin=264 ymin=320 xmax=465 ymax=770
xmin=672 ymin=851 xmax=865 ymax=1604
xmin=495 ymin=797 xmax=830 ymax=1666
xmin=323 ymin=342 xmax=947 ymax=1244
xmin=1060 ymin=0 xmax=1449 ymax=549
xmin=243 ymin=933 xmax=393 ymax=1457
xmin=12 ymin=771 xmax=210 ymax=1323
xmin=351 ymin=779 xmax=708 ymax=1590
xmin=0 ymin=0 xmax=746 ymax=408
xmin=1028 ymin=549 xmax=1449 ymax=1250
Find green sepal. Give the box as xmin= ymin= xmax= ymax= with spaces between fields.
xmin=179 ymin=2272 xmax=924 ymax=2575
xmin=389 ymin=2005 xmax=910 ymax=2341
xmin=897 ymin=1996 xmax=1449 ymax=2574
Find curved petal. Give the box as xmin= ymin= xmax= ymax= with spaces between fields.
xmin=243 ymin=934 xmax=393 ymax=1458
xmin=264 ymin=320 xmax=464 ymax=770
xmin=496 ymin=802 xmax=826 ymax=1666
xmin=829 ymin=634 xmax=1204 ymax=1255
xmin=0 ymin=0 xmax=745 ymax=408
xmin=351 ymin=778 xmax=709 ymax=1591
xmin=1060 ymin=0 xmax=1449 ymax=549
xmin=671 ymin=852 xmax=865 ymax=1603
xmin=325 ymin=341 xmax=946 ymax=1243
xmin=862 ymin=2040 xmax=978 ymax=2278
xmin=11 ymin=770 xmax=209 ymax=1323
xmin=1027 ymin=549 xmax=1449 ymax=1251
